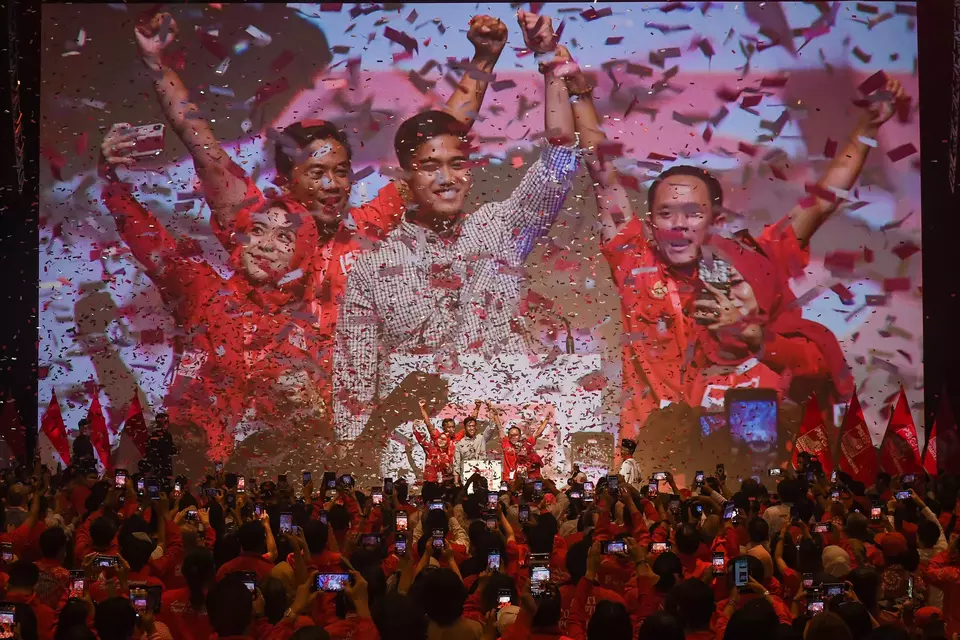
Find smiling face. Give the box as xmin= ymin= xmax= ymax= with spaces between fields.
xmin=407 ymin=134 xmax=472 ymax=221
xmin=508 ymin=427 xmax=521 ymax=445
xmin=287 ymin=138 xmax=352 ymax=226
xmin=648 ymin=174 xmax=715 ymax=267
xmin=441 ymin=419 xmax=457 ymax=435
xmin=239 ymin=207 xmax=299 ymax=284
xmin=464 ymin=418 xmax=478 ymax=438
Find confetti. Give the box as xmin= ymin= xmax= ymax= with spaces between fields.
xmin=581 ymin=7 xmax=614 ymax=21
xmin=886 ymin=143 xmax=917 ymax=162
xmin=384 ymin=26 xmax=419 ymax=55
xmin=891 ymin=242 xmax=920 ymax=260
xmin=851 ymin=47 xmax=872 ymax=63
xmin=824 ymin=138 xmax=838 ymax=158
xmin=829 ymin=283 xmax=856 ymax=305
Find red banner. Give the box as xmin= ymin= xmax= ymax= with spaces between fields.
xmin=792 ymin=393 xmax=834 ymax=477
xmin=922 ymin=420 xmax=937 ymax=477
xmin=878 ymin=388 xmax=922 ymax=476
xmin=837 ymin=392 xmax=879 ymax=486
xmin=87 ymin=393 xmax=113 ymax=472
xmin=40 ymin=391 xmax=71 ymax=466
xmin=121 ymin=394 xmax=149 ymax=456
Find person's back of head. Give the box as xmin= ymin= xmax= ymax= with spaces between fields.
xmin=95 ymin=597 xmax=137 ymax=640
xmin=421 ymin=568 xmax=466 ymax=627
xmin=90 ymin=516 xmax=118 ymax=549
xmin=207 ymin=575 xmax=253 ymax=637
xmin=7 ymin=559 xmax=40 ymax=591
xmin=778 ymin=479 xmax=801 ymax=504
xmin=864 ymin=625 xmax=911 ymax=640
xmin=328 ymin=504 xmax=351 ymax=532
xmin=638 ymin=612 xmax=685 ymax=640
xmin=119 ymin=534 xmax=155 ymax=572
xmin=289 ymin=628 xmax=331 ymax=640
xmin=916 ymin=520 xmax=941 ymax=550
xmin=675 ymin=524 xmax=701 ymax=556
xmin=652 ymin=552 xmax=684 ymax=594
xmin=587 ymin=600 xmax=632 ymax=640
xmin=39 ymin=527 xmax=68 ymax=560
xmin=835 ymin=602 xmax=874 ymax=640
xmin=237 ymin=521 xmax=266 ymax=554
xmin=723 ymin=598 xmax=780 ymax=640
xmin=56 ymin=600 xmax=93 ymax=640
xmin=376 ymin=594 xmax=427 ymax=640
xmin=665 ymin=578 xmax=714 ymax=631
xmin=182 ymin=549 xmax=216 ymax=609
xmin=303 ymin=520 xmax=329 ymax=555
xmin=748 ymin=517 xmax=770 ymax=544
xmin=260 ymin=577 xmax=289 ymax=625
xmin=848 ymin=567 xmax=880 ymax=614
xmin=531 ymin=584 xmax=563 ymax=629
xmin=806 ymin=612 xmax=853 ymax=640
xmin=527 ymin=519 xmax=556 ymax=554
xmin=57 ymin=627 xmax=97 ymax=640
xmin=9 ymin=603 xmax=37 ymax=640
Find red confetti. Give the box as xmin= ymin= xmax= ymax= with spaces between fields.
xmin=702 ymin=126 xmax=713 ymax=142
xmin=716 ymin=86 xmax=742 ymax=102
xmin=886 ymin=143 xmax=917 ymax=163
xmin=581 ymin=7 xmax=613 ymax=21
xmin=824 ymin=251 xmax=859 ymax=272
xmin=857 ymin=70 xmax=887 ymax=95
xmin=863 ymin=247 xmax=875 ymax=263
xmin=891 ymin=242 xmax=920 ymax=260
xmin=384 ymin=26 xmax=419 ymax=55
xmin=320 ymin=3 xmax=343 ymax=11
xmin=856 ymin=3 xmax=879 ymax=14
xmin=829 ymin=283 xmax=856 ymax=305
xmin=738 ymin=142 xmax=758 ymax=156
xmin=76 ymin=132 xmax=88 ymax=157
xmin=648 ymin=152 xmax=677 ymax=162
xmin=824 ymin=138 xmax=837 ymax=158
xmin=197 ymin=30 xmax=228 ymax=60
xmin=606 ymin=37 xmax=624 ymax=45
xmin=883 ymin=278 xmax=911 ymax=292
xmin=851 ymin=47 xmax=872 ymax=64
xmin=741 ymin=94 xmax=763 ymax=109
xmin=271 ymin=50 xmax=294 ymax=73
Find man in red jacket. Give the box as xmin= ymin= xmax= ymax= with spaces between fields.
xmin=216 ymin=521 xmax=277 ymax=583
xmin=922 ymin=537 xmax=960 ymax=637
xmin=3 ymin=561 xmax=56 ymax=640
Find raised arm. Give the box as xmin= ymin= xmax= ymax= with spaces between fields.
xmin=135 ymin=13 xmax=250 ymax=228
xmin=787 ymin=78 xmax=906 ymax=246
xmin=486 ymin=402 xmax=505 ymax=440
xmin=563 ymin=57 xmax=635 ymax=243
xmin=498 ymin=11 xmax=579 ymax=253
xmin=332 ymin=266 xmax=380 ymax=441
xmin=532 ymin=406 xmax=554 ymax=441
xmin=443 ymin=16 xmax=507 ymax=129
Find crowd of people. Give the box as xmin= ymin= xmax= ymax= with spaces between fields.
xmin=0 ymin=442 xmax=958 ymax=640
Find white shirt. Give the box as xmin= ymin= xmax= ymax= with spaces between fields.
xmin=619 ymin=458 xmax=642 ymax=489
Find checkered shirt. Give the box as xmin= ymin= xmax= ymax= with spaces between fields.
xmin=333 ymin=143 xmax=579 ymax=439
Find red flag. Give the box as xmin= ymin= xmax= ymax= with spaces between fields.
xmin=837 ymin=392 xmax=879 ymax=486
xmin=878 ymin=388 xmax=922 ymax=476
xmin=922 ymin=420 xmax=937 ymax=477
xmin=87 ymin=393 xmax=112 ymax=472
xmin=121 ymin=395 xmax=149 ymax=456
xmin=0 ymin=397 xmax=26 ymax=459
xmin=40 ymin=391 xmax=71 ymax=466
xmin=792 ymin=393 xmax=834 ymax=477
xmin=934 ymin=387 xmax=960 ymax=476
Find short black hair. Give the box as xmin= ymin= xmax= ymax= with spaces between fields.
xmin=421 ymin=568 xmax=466 ymax=626
xmin=90 ymin=516 xmax=118 ymax=549
xmin=647 ymin=165 xmax=724 ymax=212
xmin=393 ymin=110 xmax=467 ymax=170
xmin=207 ymin=575 xmax=253 ymax=637
xmin=40 ymin=527 xmax=68 ymax=559
xmin=94 ymin=597 xmax=137 ymax=640
xmin=8 ymin=560 xmax=40 ymax=589
xmin=747 ymin=517 xmax=770 ymax=544
xmin=238 ymin=521 xmax=267 ymax=553
xmin=664 ymin=578 xmax=715 ymax=630
xmin=275 ymin=120 xmax=352 ymax=179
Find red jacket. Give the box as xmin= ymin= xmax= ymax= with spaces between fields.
xmin=923 ymin=550 xmax=960 ymax=637
xmin=323 ymin=616 xmax=380 ymax=640
xmin=5 ymin=592 xmax=56 ymax=640
xmin=159 ymin=586 xmax=213 ymax=640
xmin=501 ymin=608 xmax=575 ymax=640
xmin=103 ymin=181 xmax=329 ymax=460
xmin=412 ymin=427 xmax=455 ymax=482
xmin=33 ymin=558 xmax=70 ymax=611
xmin=216 ymin=551 xmax=275 ymax=583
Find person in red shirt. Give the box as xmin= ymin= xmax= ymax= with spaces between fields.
xmin=34 ymin=528 xmax=71 ymax=611
xmin=159 ymin=549 xmax=215 ymax=640
xmin=412 ymin=420 xmax=456 ymax=483
xmin=215 ymin=520 xmax=278 ymax=583
xmin=131 ymin=11 xmax=508 ymax=463
xmin=4 ymin=560 xmax=57 ymax=640
xmin=562 ymin=56 xmax=906 ymax=446
xmin=922 ymin=538 xmax=960 ymax=637
xmin=489 ymin=404 xmax=554 ymax=482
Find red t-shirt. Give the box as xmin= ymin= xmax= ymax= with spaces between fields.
xmin=215 ymin=552 xmax=275 ymax=583
xmin=502 ymin=436 xmax=538 ymax=481
xmin=602 ymin=216 xmax=811 ymax=439
xmin=159 ymin=586 xmax=213 ymax=640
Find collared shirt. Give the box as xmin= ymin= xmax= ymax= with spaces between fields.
xmin=454 ymin=423 xmax=496 ymax=477
xmin=334 ymin=144 xmax=579 ymax=439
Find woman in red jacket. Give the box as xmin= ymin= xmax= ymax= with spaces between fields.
xmin=99 ymin=127 xmax=326 ymax=463
xmin=158 ymin=550 xmax=214 ymax=640
xmin=412 ymin=417 xmax=456 ymax=483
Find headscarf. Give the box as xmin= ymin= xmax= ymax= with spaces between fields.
xmin=696 ymin=230 xmax=854 ymax=398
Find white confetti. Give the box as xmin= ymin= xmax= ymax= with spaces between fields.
xmin=245 ymin=25 xmax=272 ymax=47
xmin=857 ymin=135 xmax=878 ymax=148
